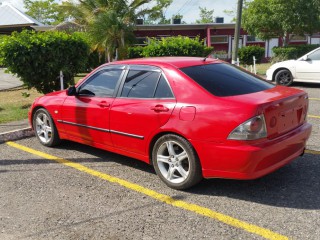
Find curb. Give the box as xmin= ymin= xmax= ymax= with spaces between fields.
xmin=0 ymin=127 xmax=34 ymax=144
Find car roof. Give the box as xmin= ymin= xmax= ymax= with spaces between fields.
xmin=110 ymin=57 xmax=224 ymax=69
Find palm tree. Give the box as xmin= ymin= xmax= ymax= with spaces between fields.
xmin=89 ymin=9 xmax=133 ymax=62
xmin=61 ymin=0 xmax=172 ymax=61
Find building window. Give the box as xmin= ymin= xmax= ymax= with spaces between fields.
xmin=289 ymin=34 xmax=307 ymax=42
xmin=135 ymin=37 xmax=148 ymax=45
xmin=247 ymin=35 xmax=263 ymax=42
xmin=156 ymin=35 xmax=171 ymax=40
xmin=210 ymin=35 xmax=228 ymax=44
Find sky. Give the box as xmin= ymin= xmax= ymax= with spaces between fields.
xmin=163 ymin=0 xmax=237 ymax=23
xmin=0 ymin=0 xmax=238 ymax=23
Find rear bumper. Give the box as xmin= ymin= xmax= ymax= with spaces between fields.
xmin=193 ymin=123 xmax=312 ymax=179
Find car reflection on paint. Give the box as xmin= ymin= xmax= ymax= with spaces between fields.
xmin=29 ymin=57 xmax=312 ymax=189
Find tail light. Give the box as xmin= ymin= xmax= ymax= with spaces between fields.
xmin=228 ymin=114 xmax=267 ymax=140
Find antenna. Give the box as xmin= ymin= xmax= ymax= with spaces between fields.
xmin=203 ymin=49 xmax=215 ymax=62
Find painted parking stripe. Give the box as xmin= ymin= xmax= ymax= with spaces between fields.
xmin=305 ymin=149 xmax=320 ymax=155
xmin=6 ymin=141 xmax=288 ymax=240
xmin=309 ymin=98 xmax=320 ymax=101
xmin=308 ymin=115 xmax=320 ymax=119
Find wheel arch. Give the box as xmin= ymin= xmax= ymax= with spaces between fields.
xmin=30 ymin=105 xmax=46 ymax=129
xmin=148 ymin=131 xmax=201 ymax=168
xmin=272 ymin=67 xmax=293 ymax=81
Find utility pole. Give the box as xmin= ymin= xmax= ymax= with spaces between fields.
xmin=232 ymin=0 xmax=243 ymax=65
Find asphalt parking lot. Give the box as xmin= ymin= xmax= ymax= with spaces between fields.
xmin=0 ymin=83 xmax=319 ymax=240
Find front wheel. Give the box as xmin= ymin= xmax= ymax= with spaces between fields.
xmin=275 ymin=69 xmax=293 ymax=86
xmin=152 ymin=134 xmax=202 ymax=190
xmin=33 ymin=108 xmax=61 ymax=147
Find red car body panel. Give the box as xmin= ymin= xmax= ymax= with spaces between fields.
xmin=29 ymin=57 xmax=312 ymax=180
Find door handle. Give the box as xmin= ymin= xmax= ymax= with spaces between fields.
xmin=151 ymin=105 xmax=169 ymax=112
xmin=97 ymin=101 xmax=110 ymax=108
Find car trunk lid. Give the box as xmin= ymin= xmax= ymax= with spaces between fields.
xmin=226 ymin=86 xmax=308 ymax=139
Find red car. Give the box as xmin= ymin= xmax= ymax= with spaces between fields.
xmin=29 ymin=57 xmax=312 ymax=189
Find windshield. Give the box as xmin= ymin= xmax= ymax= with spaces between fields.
xmin=180 ymin=63 xmax=274 ymax=97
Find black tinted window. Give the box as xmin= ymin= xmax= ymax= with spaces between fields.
xmin=79 ymin=69 xmax=122 ymax=97
xmin=155 ymin=75 xmax=174 ymax=98
xmin=121 ymin=70 xmax=160 ymax=98
xmin=181 ymin=63 xmax=274 ymax=97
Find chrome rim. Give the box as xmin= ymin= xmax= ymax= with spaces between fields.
xmin=35 ymin=112 xmax=52 ymax=144
xmin=278 ymin=71 xmax=291 ymax=85
xmin=156 ymin=140 xmax=190 ymax=184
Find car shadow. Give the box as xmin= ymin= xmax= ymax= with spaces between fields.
xmin=53 ymin=140 xmax=155 ymax=174
xmin=187 ymin=153 xmax=320 ymax=210
xmin=291 ymin=82 xmax=320 ymax=88
xmin=52 ymin=141 xmax=320 ymax=210
xmin=5 ymin=140 xmax=318 ymax=210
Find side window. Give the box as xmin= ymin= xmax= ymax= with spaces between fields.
xmin=79 ymin=69 xmax=122 ymax=97
xmin=308 ymin=50 xmax=320 ymax=61
xmin=121 ymin=70 xmax=161 ymax=98
xmin=154 ymin=75 xmax=174 ymax=98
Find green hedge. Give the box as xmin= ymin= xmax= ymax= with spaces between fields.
xmin=0 ymin=35 xmax=6 ymax=67
xmin=127 ymin=46 xmax=144 ymax=59
xmin=273 ymin=44 xmax=320 ymax=61
xmin=238 ymin=45 xmax=265 ymax=65
xmin=1 ymin=30 xmax=89 ymax=94
xmin=127 ymin=36 xmax=213 ymax=58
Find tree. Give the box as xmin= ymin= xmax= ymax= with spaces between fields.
xmin=89 ymin=9 xmax=134 ymax=62
xmin=61 ymin=0 xmax=172 ymax=61
xmin=1 ymin=30 xmax=89 ymax=94
xmin=24 ymin=0 xmax=67 ymax=24
xmin=196 ymin=7 xmax=214 ymax=23
xmin=242 ymin=0 xmax=320 ymax=46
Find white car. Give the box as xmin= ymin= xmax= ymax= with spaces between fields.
xmin=266 ymin=47 xmax=320 ymax=86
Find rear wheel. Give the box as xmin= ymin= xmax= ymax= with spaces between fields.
xmin=33 ymin=108 xmax=60 ymax=147
xmin=152 ymin=134 xmax=202 ymax=190
xmin=275 ymin=69 xmax=293 ymax=86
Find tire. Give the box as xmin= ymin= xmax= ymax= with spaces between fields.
xmin=33 ymin=108 xmax=61 ymax=147
xmin=152 ymin=134 xmax=202 ymax=190
xmin=275 ymin=69 xmax=293 ymax=86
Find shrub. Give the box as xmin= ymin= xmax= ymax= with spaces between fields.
xmin=141 ymin=36 xmax=213 ymax=57
xmin=1 ymin=30 xmax=89 ymax=94
xmin=272 ymin=44 xmax=320 ymax=61
xmin=127 ymin=46 xmax=144 ymax=59
xmin=272 ymin=47 xmax=299 ymax=61
xmin=0 ymin=35 xmax=7 ymax=67
xmin=238 ymin=45 xmax=265 ymax=65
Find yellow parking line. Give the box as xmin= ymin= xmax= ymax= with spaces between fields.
xmin=308 ymin=115 xmax=320 ymax=119
xmin=305 ymin=149 xmax=320 ymax=155
xmin=6 ymin=141 xmax=288 ymax=240
xmin=309 ymin=98 xmax=320 ymax=101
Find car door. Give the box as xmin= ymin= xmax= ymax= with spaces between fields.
xmin=296 ymin=48 xmax=320 ymax=80
xmin=109 ymin=65 xmax=176 ymax=156
xmin=60 ymin=65 xmax=125 ymax=146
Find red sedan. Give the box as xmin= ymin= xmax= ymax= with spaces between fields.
xmin=29 ymin=57 xmax=312 ymax=189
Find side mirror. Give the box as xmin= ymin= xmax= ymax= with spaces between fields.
xmin=67 ymin=86 xmax=77 ymax=96
xmin=301 ymin=55 xmax=309 ymax=61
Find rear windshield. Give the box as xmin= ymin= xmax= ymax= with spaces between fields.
xmin=180 ymin=63 xmax=274 ymax=97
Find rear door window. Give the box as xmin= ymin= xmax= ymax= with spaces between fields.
xmin=120 ymin=66 xmax=174 ymax=99
xmin=121 ymin=70 xmax=160 ymax=98
xmin=180 ymin=63 xmax=274 ymax=97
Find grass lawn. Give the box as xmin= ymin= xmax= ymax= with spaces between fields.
xmin=0 ymin=87 xmax=42 ymax=124
xmin=241 ymin=62 xmax=272 ymax=76
xmin=0 ymin=74 xmax=88 ymax=124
